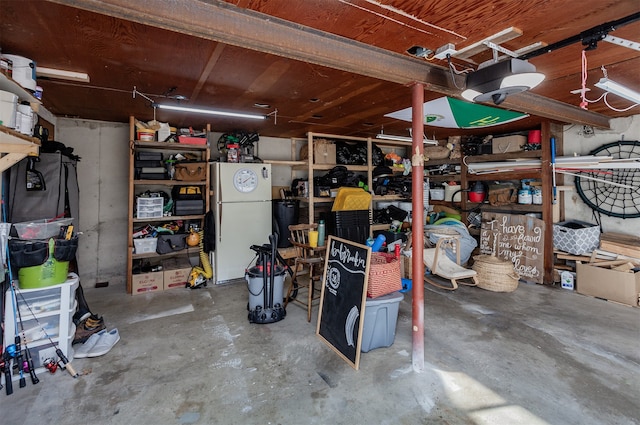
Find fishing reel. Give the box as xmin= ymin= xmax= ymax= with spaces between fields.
xmin=43 ymin=358 xmax=58 ymax=374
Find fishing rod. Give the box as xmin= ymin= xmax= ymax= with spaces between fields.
xmin=10 ymin=287 xmax=39 ymax=385
xmin=7 ymin=273 xmax=25 ymax=388
xmin=5 ymin=246 xmax=39 ymax=386
xmin=0 ymin=294 xmax=11 ymax=394
xmin=14 ymin=287 xmax=78 ymax=378
xmin=1 ymin=275 xmax=12 ymax=395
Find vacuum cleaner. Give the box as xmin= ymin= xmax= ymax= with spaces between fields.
xmin=246 ymin=233 xmax=287 ymax=324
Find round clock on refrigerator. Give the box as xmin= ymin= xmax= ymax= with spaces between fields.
xmin=233 ymin=168 xmax=258 ymax=193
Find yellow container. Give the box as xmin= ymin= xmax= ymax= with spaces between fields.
xmin=308 ymin=231 xmax=319 ymax=247
xmin=332 ymin=187 xmax=372 ymax=211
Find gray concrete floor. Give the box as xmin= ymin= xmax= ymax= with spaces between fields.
xmin=1 ymin=278 xmax=639 ymax=425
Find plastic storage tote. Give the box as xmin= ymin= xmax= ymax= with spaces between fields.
xmin=360 ymin=291 xmax=404 ymax=352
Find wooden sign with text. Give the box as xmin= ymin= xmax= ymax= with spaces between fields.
xmin=317 ymin=236 xmax=371 ymax=370
xmin=480 ymin=213 xmax=545 ymax=284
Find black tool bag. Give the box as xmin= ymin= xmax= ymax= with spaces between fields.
xmin=54 ymin=237 xmax=79 ymax=262
xmin=171 ymin=185 xmax=203 ymax=200
xmin=9 ymin=239 xmax=49 ymax=268
xmin=156 ymin=233 xmax=187 ymax=254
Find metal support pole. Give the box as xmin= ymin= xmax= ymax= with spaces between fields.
xmin=411 ymin=83 xmax=425 ymax=372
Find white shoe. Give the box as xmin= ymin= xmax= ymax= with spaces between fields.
xmin=87 ymin=328 xmax=120 ymax=358
xmin=73 ymin=330 xmax=106 ymax=358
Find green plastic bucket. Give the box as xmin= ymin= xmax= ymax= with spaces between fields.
xmin=18 ymin=238 xmax=69 ymax=289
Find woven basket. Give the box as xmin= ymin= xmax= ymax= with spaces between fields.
xmin=472 ymin=254 xmax=519 ymax=292
xmin=368 ymin=252 xmax=402 ymax=298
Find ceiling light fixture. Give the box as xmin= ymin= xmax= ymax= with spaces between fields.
xmin=461 ymin=58 xmax=545 ymax=105
xmin=37 ymin=67 xmax=90 ymax=83
xmin=376 ymin=129 xmax=438 ymax=145
xmin=155 ymin=103 xmax=267 ymax=120
xmin=594 ymin=78 xmax=640 ymax=104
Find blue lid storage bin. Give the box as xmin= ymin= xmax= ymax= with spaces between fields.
xmin=360 ymin=291 xmax=403 ymax=352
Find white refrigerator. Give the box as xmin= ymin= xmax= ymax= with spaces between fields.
xmin=211 ymin=162 xmax=272 ymax=284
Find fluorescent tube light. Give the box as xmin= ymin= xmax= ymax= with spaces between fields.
xmin=376 ymin=133 xmax=438 ymax=145
xmin=37 ymin=67 xmax=90 ymax=83
xmin=594 ymin=78 xmax=640 ymax=104
xmin=156 ymin=104 xmax=267 ymax=120
xmin=376 ymin=133 xmax=412 ymax=142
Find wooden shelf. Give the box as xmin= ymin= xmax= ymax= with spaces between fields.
xmin=479 ymin=203 xmax=543 ymax=214
xmin=427 ymin=174 xmax=461 ymax=182
xmin=373 ymin=194 xmax=410 ymax=202
xmin=133 ymin=214 xmax=205 ymax=223
xmin=466 ymin=170 xmax=542 ymax=181
xmin=458 ymin=123 xmax=560 ymax=284
xmin=0 ymin=72 xmax=41 ymax=107
xmin=424 ymin=157 xmax=456 ymax=166
xmin=133 ymin=140 xmax=209 ymax=151
xmin=293 ymin=163 xmax=368 ymax=172
xmin=295 ymin=132 xmax=410 ymax=238
xmin=127 ymin=116 xmax=211 ymax=294
xmin=133 ymin=179 xmax=208 ymax=186
xmin=0 ymin=125 xmax=41 ymax=172
xmin=429 ymin=199 xmax=460 ymax=207
xmin=132 ymin=246 xmax=200 ymax=260
xmin=264 ymin=159 xmax=306 ymax=166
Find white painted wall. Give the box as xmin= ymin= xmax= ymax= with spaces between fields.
xmin=56 ymin=118 xmax=129 ymax=287
xmin=562 ymin=114 xmax=640 ymax=234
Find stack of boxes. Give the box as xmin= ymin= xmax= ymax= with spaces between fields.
xmin=131 ymin=258 xmax=193 ymax=295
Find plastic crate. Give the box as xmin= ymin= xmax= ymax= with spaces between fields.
xmin=133 ymin=237 xmax=158 ymax=254
xmin=329 ymin=210 xmax=370 ymax=244
xmin=13 ymin=218 xmax=73 ymax=239
xmin=136 ymin=197 xmax=164 ymax=219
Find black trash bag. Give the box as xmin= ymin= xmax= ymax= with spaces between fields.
xmin=371 ymin=143 xmax=385 ymax=166
xmin=336 ymin=142 xmax=367 ymax=165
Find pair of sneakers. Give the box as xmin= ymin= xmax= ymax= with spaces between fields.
xmin=74 ymin=328 xmax=120 ymax=358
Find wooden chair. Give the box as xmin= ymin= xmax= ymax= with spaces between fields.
xmin=284 ymin=223 xmax=326 ymax=322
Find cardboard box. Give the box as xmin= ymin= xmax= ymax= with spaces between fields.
xmin=553 ymin=220 xmax=600 ymax=255
xmin=131 ymin=271 xmax=163 ymax=295
xmin=576 ymin=262 xmax=640 ymax=307
xmin=314 ymin=142 xmax=336 ymax=164
xmin=492 ymin=135 xmax=526 ymax=154
xmin=163 ymin=259 xmax=192 ymax=290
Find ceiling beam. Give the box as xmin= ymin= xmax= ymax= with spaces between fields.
xmin=48 ymin=0 xmax=610 ymax=129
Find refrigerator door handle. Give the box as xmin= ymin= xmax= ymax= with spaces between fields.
xmin=217 ymin=202 xmax=223 ymax=243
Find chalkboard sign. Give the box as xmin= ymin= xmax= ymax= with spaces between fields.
xmin=316 ymin=236 xmax=371 ymax=370
xmin=480 ymin=212 xmax=545 ymax=283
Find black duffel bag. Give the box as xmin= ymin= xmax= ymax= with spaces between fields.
xmin=156 ymin=233 xmax=187 ymax=254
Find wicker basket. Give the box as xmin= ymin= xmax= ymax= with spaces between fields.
xmin=472 ymin=254 xmax=519 ymax=292
xmin=368 ymin=252 xmax=402 ymax=298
